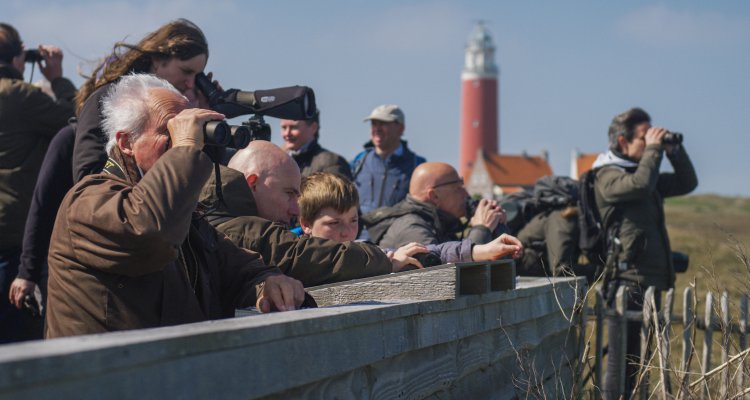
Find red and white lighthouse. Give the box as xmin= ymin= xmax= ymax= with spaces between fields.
xmin=459 ymin=23 xmax=499 ymax=180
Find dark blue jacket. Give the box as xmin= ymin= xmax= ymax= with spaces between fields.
xmin=350 ymin=140 xmax=425 ymax=215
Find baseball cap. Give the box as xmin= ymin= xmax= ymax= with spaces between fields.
xmin=363 ymin=104 xmax=405 ymax=124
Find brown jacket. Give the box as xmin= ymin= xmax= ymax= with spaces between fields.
xmin=199 ymin=166 xmax=393 ymax=287
xmin=46 ymin=147 xmax=279 ymax=338
xmin=0 ymin=63 xmax=76 ymax=249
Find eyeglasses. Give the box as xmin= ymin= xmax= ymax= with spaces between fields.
xmin=431 ymin=178 xmax=464 ymax=190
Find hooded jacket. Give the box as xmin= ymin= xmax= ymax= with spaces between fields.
xmin=46 ymin=147 xmax=278 ymax=338
xmin=593 ymin=144 xmax=697 ymax=289
xmin=0 ymin=63 xmax=76 ymax=249
xmin=363 ymin=195 xmax=492 ymax=261
xmin=199 ymin=166 xmax=393 ymax=287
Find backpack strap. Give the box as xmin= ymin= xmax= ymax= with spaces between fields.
xmin=351 ymin=149 xmax=372 ymax=180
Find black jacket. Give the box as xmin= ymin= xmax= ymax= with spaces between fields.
xmin=17 ymin=124 xmax=75 ymax=283
xmin=0 ymin=63 xmax=76 ymax=249
xmin=72 ymin=83 xmax=110 ymax=183
xmin=291 ymin=139 xmax=352 ymax=180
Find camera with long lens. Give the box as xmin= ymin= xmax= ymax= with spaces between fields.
xmin=24 ymin=49 xmax=43 ymax=63
xmin=194 ymin=72 xmax=316 ymax=148
xmin=663 ymin=131 xmax=683 ymax=145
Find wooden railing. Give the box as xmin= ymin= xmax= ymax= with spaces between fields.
xmin=0 ymin=261 xmax=586 ymax=400
xmin=588 ymin=286 xmax=750 ymax=399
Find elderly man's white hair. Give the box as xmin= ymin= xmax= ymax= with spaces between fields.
xmin=101 ymin=73 xmax=185 ymax=154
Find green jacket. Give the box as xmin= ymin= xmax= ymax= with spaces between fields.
xmin=516 ymin=209 xmax=579 ymax=277
xmin=594 ymin=144 xmax=697 ymax=289
xmin=199 ymin=166 xmax=393 ymax=287
xmin=0 ymin=63 xmax=76 ymax=249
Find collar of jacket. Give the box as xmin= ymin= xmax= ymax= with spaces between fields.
xmin=290 ymin=138 xmax=322 ymax=160
xmin=362 ymin=139 xmax=413 ymax=159
xmin=0 ymin=62 xmax=23 ymax=80
xmin=198 ymin=165 xmax=258 ymax=221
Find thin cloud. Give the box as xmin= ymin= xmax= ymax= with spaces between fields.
xmin=361 ymin=2 xmax=473 ymax=54
xmin=615 ymin=5 xmax=750 ymax=48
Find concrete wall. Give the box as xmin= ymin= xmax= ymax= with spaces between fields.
xmin=0 ymin=276 xmax=585 ymax=400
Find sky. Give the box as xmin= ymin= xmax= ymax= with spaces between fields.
xmin=5 ymin=1 xmax=750 ymax=195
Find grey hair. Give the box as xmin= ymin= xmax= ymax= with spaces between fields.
xmin=102 ymin=73 xmax=185 ymax=154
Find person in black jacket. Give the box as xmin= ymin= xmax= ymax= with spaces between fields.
xmin=8 ymin=124 xmax=75 ymax=324
xmin=72 ymin=19 xmax=213 ymax=183
xmin=280 ymin=110 xmax=352 ymax=180
xmin=0 ymin=23 xmax=76 ymax=343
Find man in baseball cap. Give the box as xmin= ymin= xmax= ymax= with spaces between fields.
xmin=351 ymin=104 xmax=425 ymax=221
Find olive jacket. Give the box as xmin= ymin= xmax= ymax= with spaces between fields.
xmin=594 ymin=144 xmax=697 ymax=289
xmin=516 ymin=209 xmax=579 ymax=277
xmin=0 ymin=63 xmax=76 ymax=249
xmin=199 ymin=166 xmax=393 ymax=287
xmin=46 ymin=147 xmax=279 ymax=338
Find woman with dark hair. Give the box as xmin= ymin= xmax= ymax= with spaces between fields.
xmin=72 ymin=18 xmax=212 ymax=182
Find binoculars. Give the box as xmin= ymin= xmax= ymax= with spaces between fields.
xmin=203 ymin=121 xmax=252 ymax=149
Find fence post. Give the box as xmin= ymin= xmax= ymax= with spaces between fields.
xmin=721 ymin=291 xmax=730 ymax=399
xmin=615 ymin=285 xmax=629 ymax=398
xmin=702 ymin=291 xmax=715 ymax=399
xmin=638 ymin=286 xmax=655 ymax=400
xmin=678 ymin=287 xmax=694 ymax=400
xmin=595 ymin=289 xmax=604 ymax=392
xmin=739 ymin=294 xmax=748 ymax=399
xmin=658 ymin=288 xmax=674 ymax=398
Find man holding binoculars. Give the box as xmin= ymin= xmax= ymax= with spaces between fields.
xmin=45 ymin=74 xmax=304 ymax=338
xmin=0 ymin=22 xmax=76 ymax=343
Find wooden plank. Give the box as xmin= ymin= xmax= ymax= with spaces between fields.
xmin=638 ymin=286 xmax=654 ymax=400
xmin=594 ymin=289 xmax=604 ymax=391
xmin=678 ymin=287 xmax=694 ymax=400
xmin=702 ymin=291 xmax=715 ymax=399
xmin=721 ymin=291 xmax=730 ymax=399
xmin=739 ymin=294 xmax=748 ymax=399
xmin=615 ymin=285 xmax=629 ymax=398
xmin=307 ymin=260 xmax=515 ymax=307
xmin=459 ymin=264 xmax=490 ymax=294
xmin=489 ymin=260 xmax=516 ymax=291
xmin=658 ymin=288 xmax=673 ymax=398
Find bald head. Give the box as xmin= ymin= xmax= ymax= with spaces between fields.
xmin=228 ymin=141 xmax=301 ymax=224
xmin=410 ymin=162 xmax=461 ymax=200
xmin=228 ymin=141 xmax=293 ymax=179
xmin=409 ymin=162 xmax=468 ymax=219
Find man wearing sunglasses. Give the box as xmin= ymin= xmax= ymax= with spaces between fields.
xmin=363 ymin=162 xmax=509 ymax=261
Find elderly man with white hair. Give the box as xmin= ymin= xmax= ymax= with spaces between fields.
xmin=45 ymin=74 xmax=303 ymax=338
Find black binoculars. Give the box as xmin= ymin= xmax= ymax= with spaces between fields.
xmin=203 ymin=121 xmax=252 ymax=149
xmin=24 ymin=49 xmax=42 ymax=63
xmin=663 ymin=132 xmax=683 ymax=145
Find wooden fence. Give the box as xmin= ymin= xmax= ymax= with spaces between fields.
xmin=587 ymin=286 xmax=749 ymax=399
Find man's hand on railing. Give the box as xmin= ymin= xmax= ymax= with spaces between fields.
xmin=471 ymin=234 xmax=523 ymax=261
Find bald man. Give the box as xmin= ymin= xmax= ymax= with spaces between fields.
xmin=198 ymin=141 xmax=396 ymax=287
xmin=363 ymin=162 xmax=507 ymax=253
